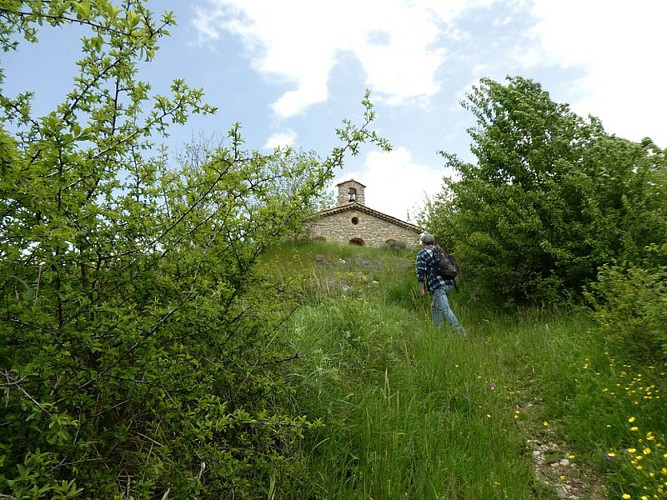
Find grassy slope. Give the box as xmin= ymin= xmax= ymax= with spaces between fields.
xmin=262 ymin=241 xmax=665 ymax=499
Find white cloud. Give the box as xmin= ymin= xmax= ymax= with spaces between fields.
xmin=527 ymin=0 xmax=667 ymax=145
xmin=191 ymin=10 xmax=221 ymax=42
xmin=263 ymin=129 xmax=297 ymax=150
xmin=193 ymin=0 xmax=496 ymax=118
xmin=339 ymin=147 xmax=445 ymax=221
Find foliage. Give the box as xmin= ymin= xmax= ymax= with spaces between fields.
xmin=243 ymin=241 xmax=667 ymax=498
xmin=271 ymin=243 xmax=538 ymax=498
xmin=586 ymin=245 xmax=667 ymax=365
xmin=423 ymin=76 xmax=667 ymax=305
xmin=0 ymin=1 xmax=389 ymax=497
xmin=262 ymin=242 xmax=661 ymax=498
xmin=481 ymin=307 xmax=666 ymax=500
xmin=567 ymin=358 xmax=666 ymax=500
xmin=173 ymin=133 xmax=337 ymax=215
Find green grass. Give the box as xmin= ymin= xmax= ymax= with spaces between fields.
xmin=264 ymin=241 xmax=666 ymax=499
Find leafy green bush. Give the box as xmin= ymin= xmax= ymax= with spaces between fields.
xmin=586 ymin=250 xmax=667 ymax=365
xmin=0 ymin=2 xmax=389 ymax=496
xmin=384 ymin=239 xmax=408 ymax=253
xmin=423 ymin=77 xmax=667 ymax=306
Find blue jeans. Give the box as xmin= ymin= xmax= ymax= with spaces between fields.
xmin=431 ymin=285 xmax=465 ymax=336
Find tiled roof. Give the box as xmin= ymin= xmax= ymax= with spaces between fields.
xmin=309 ymin=202 xmax=421 ymax=232
xmin=336 ymin=178 xmax=366 ymax=187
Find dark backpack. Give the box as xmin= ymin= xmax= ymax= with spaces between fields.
xmin=430 ymin=246 xmax=460 ymax=279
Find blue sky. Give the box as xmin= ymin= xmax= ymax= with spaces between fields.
xmin=4 ymin=0 xmax=667 ymax=221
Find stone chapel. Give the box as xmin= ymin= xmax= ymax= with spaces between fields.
xmin=304 ymin=179 xmax=421 ymax=248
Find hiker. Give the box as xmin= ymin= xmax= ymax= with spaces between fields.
xmin=416 ymin=233 xmax=466 ymax=336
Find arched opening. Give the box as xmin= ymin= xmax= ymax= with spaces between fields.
xmin=348 ymin=187 xmax=357 ymax=202
xmin=349 ymin=238 xmax=364 ymax=246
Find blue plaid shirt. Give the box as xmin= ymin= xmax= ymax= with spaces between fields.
xmin=416 ymin=245 xmax=454 ymax=292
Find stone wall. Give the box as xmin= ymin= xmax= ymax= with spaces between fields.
xmin=305 ymin=208 xmax=419 ymax=248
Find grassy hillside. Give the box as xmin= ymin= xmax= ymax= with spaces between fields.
xmin=261 ymin=241 xmax=666 ymax=499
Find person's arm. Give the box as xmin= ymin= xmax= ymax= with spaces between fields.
xmin=416 ymin=250 xmax=427 ymax=296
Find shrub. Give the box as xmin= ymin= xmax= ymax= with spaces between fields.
xmin=0 ymin=2 xmax=389 ymax=495
xmin=424 ymin=77 xmax=667 ymax=306
xmin=586 ymin=249 xmax=667 ymax=365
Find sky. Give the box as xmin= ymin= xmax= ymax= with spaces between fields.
xmin=4 ymin=0 xmax=667 ymax=221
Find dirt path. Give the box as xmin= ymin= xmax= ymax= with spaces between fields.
xmin=528 ymin=434 xmax=605 ymax=499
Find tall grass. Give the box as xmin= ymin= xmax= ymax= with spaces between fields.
xmin=265 ymin=241 xmax=665 ymax=499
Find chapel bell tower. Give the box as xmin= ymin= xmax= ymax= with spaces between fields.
xmin=336 ymin=179 xmax=366 ymax=206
